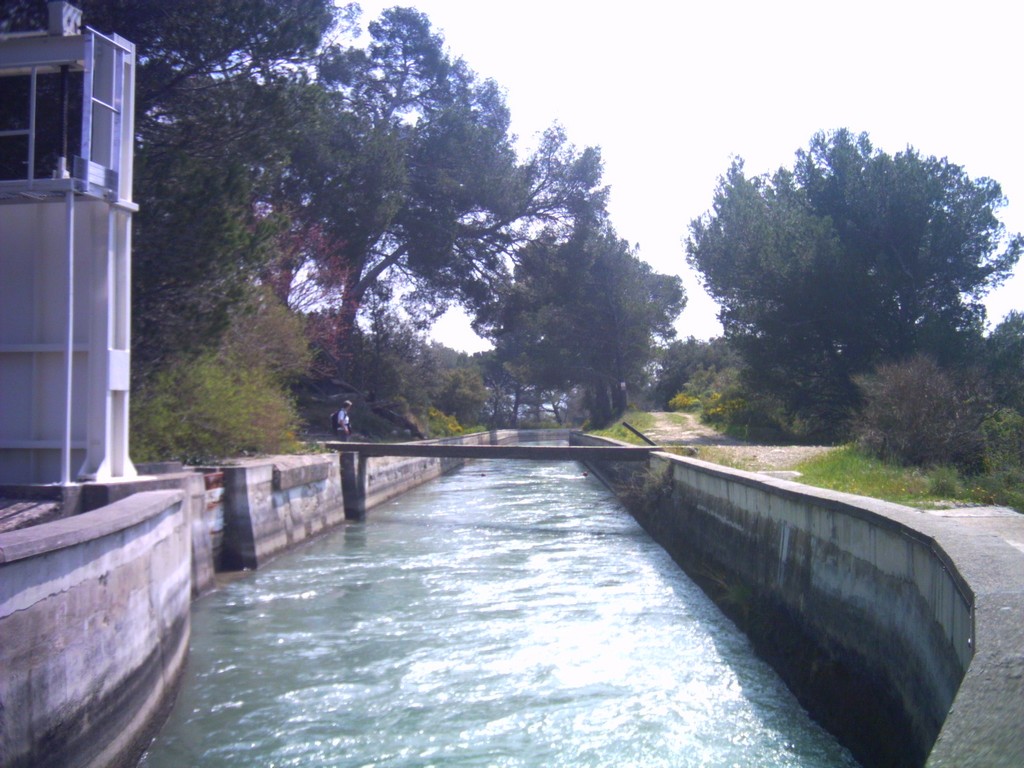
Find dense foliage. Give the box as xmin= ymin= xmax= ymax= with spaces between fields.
xmin=687 ymin=129 xmax=1021 ymax=438
xmin=9 ymin=3 xmax=1019 ymax=492
xmin=1 ymin=2 xmax=686 ymax=448
xmin=675 ymin=131 xmax=1023 ymax=507
xmin=478 ymin=220 xmax=685 ymax=426
xmin=853 ymin=356 xmax=986 ymax=470
xmin=131 ymin=289 xmax=310 ymax=463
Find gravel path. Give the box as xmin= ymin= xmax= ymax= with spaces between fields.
xmin=641 ymin=412 xmax=835 ymax=472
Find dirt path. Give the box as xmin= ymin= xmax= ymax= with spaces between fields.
xmin=640 ymin=412 xmax=835 ymax=472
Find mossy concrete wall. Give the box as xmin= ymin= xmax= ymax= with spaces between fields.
xmin=573 ymin=433 xmax=1024 ymax=767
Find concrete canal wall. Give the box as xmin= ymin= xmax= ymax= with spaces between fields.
xmin=574 ymin=433 xmax=1024 ymax=768
xmin=0 ymin=453 xmax=345 ymax=768
xmin=0 ymin=432 xmax=563 ymax=767
xmin=6 ymin=428 xmax=1018 ymax=767
xmin=0 ymin=490 xmax=191 ymax=768
xmin=215 ymin=455 xmax=345 ymax=570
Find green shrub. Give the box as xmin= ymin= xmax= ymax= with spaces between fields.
xmin=701 ymin=392 xmax=745 ymax=423
xmin=970 ymin=408 xmax=1024 ymax=510
xmin=668 ymin=392 xmax=701 ymax=412
xmin=969 ymin=469 xmax=1024 ymax=511
xmin=433 ymin=368 xmax=488 ymax=426
xmin=927 ymin=466 xmax=962 ymax=498
xmin=427 ymin=407 xmax=464 ymax=438
xmin=981 ymin=408 xmax=1024 ymax=473
xmin=854 ymin=355 xmax=985 ymax=470
xmin=131 ymin=352 xmax=302 ymax=464
xmin=694 ymin=384 xmax=802 ymax=444
xmin=131 ymin=290 xmax=309 ymax=463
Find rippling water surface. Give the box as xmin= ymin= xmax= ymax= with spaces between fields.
xmin=140 ymin=459 xmax=857 ymax=767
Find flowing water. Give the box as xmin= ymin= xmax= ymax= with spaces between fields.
xmin=140 ymin=459 xmax=858 ymax=767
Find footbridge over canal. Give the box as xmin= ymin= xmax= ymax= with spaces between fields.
xmin=328 ymin=441 xmax=657 ymax=460
xmin=325 ymin=439 xmax=656 ymax=521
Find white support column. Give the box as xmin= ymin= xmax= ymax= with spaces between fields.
xmin=77 ymin=200 xmax=136 ymax=481
xmin=61 ymin=190 xmax=75 ymax=485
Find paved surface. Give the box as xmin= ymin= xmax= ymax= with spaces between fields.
xmin=922 ymin=505 xmax=1024 ymax=555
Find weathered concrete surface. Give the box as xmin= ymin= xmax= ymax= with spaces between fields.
xmin=79 ymin=472 xmax=214 ymax=596
xmin=219 ymin=454 xmax=344 ymax=570
xmin=0 ymin=490 xmax=191 ymax=768
xmin=0 ymin=498 xmax=63 ymax=533
xmin=925 ymin=508 xmax=1024 ymax=767
xmin=0 ymin=484 xmax=83 ymax=530
xmin=0 ymin=453 xmax=346 ymax=767
xmin=272 ymin=454 xmax=331 ymax=490
xmin=574 ymin=433 xmax=1024 ymax=768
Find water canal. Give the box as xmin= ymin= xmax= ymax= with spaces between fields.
xmin=140 ymin=458 xmax=858 ymax=767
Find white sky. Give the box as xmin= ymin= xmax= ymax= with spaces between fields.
xmin=354 ymin=0 xmax=1024 ymax=352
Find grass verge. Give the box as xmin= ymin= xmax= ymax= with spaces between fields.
xmin=591 ymin=411 xmax=1021 ymax=513
xmin=793 ymin=445 xmax=1021 ymax=511
xmin=587 ymin=411 xmax=656 ymax=445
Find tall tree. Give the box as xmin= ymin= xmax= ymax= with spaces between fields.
xmin=274 ymin=8 xmax=605 ymax=375
xmin=482 ymin=222 xmax=685 ymax=425
xmin=687 ymin=129 xmax=1022 ymax=435
xmin=2 ymin=1 xmax=339 ymax=373
xmin=985 ymin=311 xmax=1024 ymax=413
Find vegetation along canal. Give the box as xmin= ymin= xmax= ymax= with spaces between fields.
xmin=140 ymin=459 xmax=858 ymax=767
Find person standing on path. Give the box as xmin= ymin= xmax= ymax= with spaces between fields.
xmin=332 ymin=400 xmax=353 ymax=441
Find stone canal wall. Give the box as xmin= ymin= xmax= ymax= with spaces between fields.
xmin=573 ymin=433 xmax=1024 ymax=768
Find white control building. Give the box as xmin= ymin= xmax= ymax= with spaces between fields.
xmin=0 ymin=2 xmax=137 ymax=484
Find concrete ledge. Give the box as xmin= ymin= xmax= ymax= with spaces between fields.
xmin=0 ymin=489 xmax=183 ymax=563
xmin=271 ymin=454 xmax=331 ymax=491
xmin=926 ymin=518 xmax=1024 ymax=767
